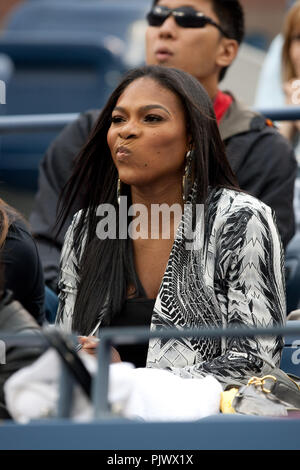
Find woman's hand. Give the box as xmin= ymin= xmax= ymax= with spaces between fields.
xmin=78 ymin=336 xmax=122 ymax=363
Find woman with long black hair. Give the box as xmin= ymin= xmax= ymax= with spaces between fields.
xmin=56 ymin=65 xmax=285 ymax=388
xmin=0 ymin=201 xmax=45 ymax=418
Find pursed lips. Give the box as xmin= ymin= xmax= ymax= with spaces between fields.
xmin=116 ymin=145 xmax=132 ymax=161
xmin=155 ymin=47 xmax=174 ymax=62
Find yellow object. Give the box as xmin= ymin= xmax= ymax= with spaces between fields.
xmin=220 ymin=388 xmax=239 ymax=414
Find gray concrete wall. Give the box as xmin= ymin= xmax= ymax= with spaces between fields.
xmin=220 ymin=44 xmax=266 ymax=107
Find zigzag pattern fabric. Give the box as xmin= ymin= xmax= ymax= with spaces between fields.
xmin=56 ymin=187 xmax=286 ymax=388
xmin=147 ymin=188 xmax=286 ymax=387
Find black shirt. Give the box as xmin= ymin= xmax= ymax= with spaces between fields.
xmin=110 ymin=297 xmax=155 ymax=368
xmin=2 ymin=218 xmax=45 ymax=325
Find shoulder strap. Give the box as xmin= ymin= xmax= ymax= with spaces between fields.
xmin=43 ymin=329 xmax=92 ymax=399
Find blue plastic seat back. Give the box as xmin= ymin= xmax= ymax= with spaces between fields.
xmin=0 ymin=0 xmax=152 ymax=190
xmin=280 ymin=321 xmax=300 ymax=376
xmin=0 ymin=36 xmax=126 ymax=190
xmin=285 ymin=232 xmax=300 ymax=313
xmin=4 ymin=0 xmax=151 ymax=43
xmin=0 ymin=38 xmax=125 ymax=115
xmin=0 ymin=54 xmax=14 ymax=85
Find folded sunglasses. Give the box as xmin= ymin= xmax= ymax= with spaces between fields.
xmin=147 ymin=5 xmax=229 ymax=37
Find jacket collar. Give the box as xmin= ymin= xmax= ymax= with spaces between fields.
xmin=218 ymin=92 xmax=267 ymax=141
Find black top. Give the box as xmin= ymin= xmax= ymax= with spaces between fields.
xmin=110 ymin=297 xmax=155 ymax=368
xmin=110 ymin=262 xmax=155 ymax=367
xmin=109 ymin=274 xmax=155 ymax=367
xmin=2 ymin=218 xmax=45 ymax=325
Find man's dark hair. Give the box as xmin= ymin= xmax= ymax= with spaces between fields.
xmin=153 ymin=0 xmax=245 ymax=81
xmin=210 ymin=0 xmax=244 ymax=80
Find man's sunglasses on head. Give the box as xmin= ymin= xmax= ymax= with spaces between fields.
xmin=147 ymin=5 xmax=229 ymax=37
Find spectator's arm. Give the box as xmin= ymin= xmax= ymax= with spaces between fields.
xmin=55 ymin=212 xmax=83 ymax=332
xmin=3 ymin=230 xmax=45 ymax=326
xmin=168 ymin=206 xmax=286 ymax=389
xmin=234 ymin=131 xmax=297 ymax=249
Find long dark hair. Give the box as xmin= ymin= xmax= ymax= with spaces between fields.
xmin=57 ymin=65 xmax=239 ymax=335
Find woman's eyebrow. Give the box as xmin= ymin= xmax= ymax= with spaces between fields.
xmin=113 ymin=104 xmax=171 ymax=116
xmin=142 ymin=104 xmax=171 ymax=115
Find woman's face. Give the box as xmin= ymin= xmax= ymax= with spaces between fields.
xmin=107 ymin=77 xmax=190 ymax=190
xmin=290 ymin=30 xmax=300 ymax=78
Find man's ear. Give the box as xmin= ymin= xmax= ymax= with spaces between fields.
xmin=216 ymin=39 xmax=239 ymax=69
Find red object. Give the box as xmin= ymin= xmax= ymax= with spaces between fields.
xmin=213 ymin=90 xmax=233 ymax=124
xmin=265 ymin=118 xmax=274 ymax=127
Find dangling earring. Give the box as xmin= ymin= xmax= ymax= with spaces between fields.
xmin=117 ymin=178 xmax=122 ymax=206
xmin=182 ymin=150 xmax=193 ymax=203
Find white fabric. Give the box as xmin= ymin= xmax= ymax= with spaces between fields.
xmin=254 ymin=34 xmax=285 ymax=109
xmin=119 ymin=368 xmax=222 ymax=422
xmin=4 ymin=349 xmax=222 ymax=423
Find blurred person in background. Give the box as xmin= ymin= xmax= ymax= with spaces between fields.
xmin=0 ymin=199 xmax=45 ymax=326
xmin=0 ymin=201 xmax=45 ymax=419
xmin=29 ymin=0 xmax=297 ymax=314
xmin=271 ymin=1 xmax=300 ymax=233
xmin=279 ymin=1 xmax=300 ymax=158
xmin=254 ymin=0 xmax=296 ymax=110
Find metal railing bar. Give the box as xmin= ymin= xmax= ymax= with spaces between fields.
xmin=57 ymin=362 xmax=75 ymax=419
xmin=93 ymin=322 xmax=300 ymax=418
xmin=93 ymin=337 xmax=112 ymax=418
xmin=0 ymin=333 xmax=49 ymax=348
xmin=1 ymin=322 xmax=299 ymax=346
xmin=97 ymin=323 xmax=300 ymax=344
xmin=257 ymin=107 xmax=300 ymax=121
xmin=0 ymin=113 xmax=79 ymax=134
xmin=1 ymin=323 xmax=299 ymax=420
xmin=0 ymin=107 xmax=300 ymax=135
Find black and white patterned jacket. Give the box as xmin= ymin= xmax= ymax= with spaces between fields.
xmin=56 ymin=187 xmax=286 ymax=388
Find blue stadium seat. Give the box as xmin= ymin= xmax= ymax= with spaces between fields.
xmin=0 ymin=54 xmax=14 ymax=85
xmin=285 ymin=233 xmax=300 ymax=313
xmin=0 ymin=36 xmax=126 ymax=190
xmin=3 ymin=0 xmax=151 ymax=48
xmin=280 ymin=320 xmax=300 ymax=376
xmin=0 ymin=0 xmax=152 ymax=190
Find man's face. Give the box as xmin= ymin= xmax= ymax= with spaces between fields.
xmin=145 ymin=0 xmax=225 ymax=93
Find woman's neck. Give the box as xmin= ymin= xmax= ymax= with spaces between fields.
xmin=131 ymin=183 xmax=183 ymax=208
xmin=129 ymin=179 xmax=184 ymax=240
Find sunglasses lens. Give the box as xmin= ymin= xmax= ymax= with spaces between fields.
xmin=147 ymin=8 xmax=214 ymax=30
xmin=146 ymin=10 xmax=167 ymax=27
xmin=147 ymin=12 xmax=167 ymax=26
xmin=177 ymin=15 xmax=207 ymax=28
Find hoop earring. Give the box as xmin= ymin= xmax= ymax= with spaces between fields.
xmin=182 ymin=150 xmax=193 ymax=203
xmin=117 ymin=178 xmax=122 ymax=206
